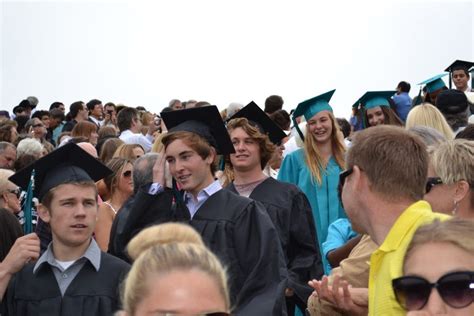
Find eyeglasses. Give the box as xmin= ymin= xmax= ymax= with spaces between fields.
xmin=123 ymin=170 xmax=132 ymax=178
xmin=425 ymin=177 xmax=443 ymax=194
xmin=392 ymin=271 xmax=474 ymax=311
xmin=6 ymin=188 xmax=21 ymax=198
xmin=338 ymin=168 xmax=354 ymax=199
xmin=33 ymin=124 xmax=44 ymax=128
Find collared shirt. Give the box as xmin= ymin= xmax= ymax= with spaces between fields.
xmin=33 ymin=239 xmax=102 ymax=296
xmin=392 ymin=92 xmax=412 ymax=122
xmin=88 ymin=116 xmax=103 ymax=128
xmin=119 ymin=129 xmax=154 ymax=152
xmin=184 ymin=180 xmax=221 ymax=218
xmin=368 ymin=201 xmax=450 ymax=316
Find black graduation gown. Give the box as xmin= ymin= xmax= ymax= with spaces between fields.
xmin=1 ymin=252 xmax=130 ymax=316
xmin=227 ymin=177 xmax=323 ymax=309
xmin=108 ymin=195 xmax=135 ymax=262
xmin=121 ymin=185 xmax=288 ymax=316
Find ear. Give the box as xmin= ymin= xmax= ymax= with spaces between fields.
xmin=37 ymin=203 xmax=52 ymax=223
xmin=453 ymin=180 xmax=470 ymax=203
xmin=206 ymin=148 xmax=217 ymax=165
xmin=351 ymin=165 xmax=367 ymax=191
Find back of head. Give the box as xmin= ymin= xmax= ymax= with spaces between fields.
xmin=397 ymin=81 xmax=411 ymax=93
xmin=455 ymin=124 xmax=474 ymax=140
xmin=226 ymin=102 xmax=244 ymax=118
xmin=71 ymin=120 xmax=97 ymax=138
xmin=31 ymin=110 xmax=49 ymax=120
xmin=270 ymin=109 xmax=291 ymax=131
xmin=336 ymin=117 xmax=351 ymax=139
xmin=405 ymin=103 xmax=454 ymax=140
xmin=49 ymin=101 xmax=64 ymax=110
xmin=49 ymin=108 xmax=65 ymax=121
xmin=347 ymin=125 xmax=428 ymax=201
xmin=404 ymin=218 xmax=474 ymax=271
xmin=431 ymin=139 xmax=474 ymax=186
xmin=407 ymin=126 xmax=446 ymax=147
xmin=99 ymin=138 xmax=124 ymax=164
xmin=123 ymin=223 xmax=229 ymax=315
xmin=132 ymin=153 xmax=158 ymax=192
xmin=264 ymin=95 xmax=284 ymax=114
xmin=86 ymin=99 xmax=102 ymax=111
xmin=435 ymin=89 xmax=468 ymax=116
xmin=26 ymin=96 xmax=38 ymax=108
xmin=17 ymin=138 xmax=43 ymax=158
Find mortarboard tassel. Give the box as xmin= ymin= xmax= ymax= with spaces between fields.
xmin=23 ymin=169 xmax=35 ymax=234
xmin=292 ymin=116 xmax=305 ymax=142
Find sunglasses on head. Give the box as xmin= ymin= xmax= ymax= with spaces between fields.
xmin=425 ymin=177 xmax=443 ymax=194
xmin=338 ymin=168 xmax=354 ymax=200
xmin=392 ymin=271 xmax=474 ymax=311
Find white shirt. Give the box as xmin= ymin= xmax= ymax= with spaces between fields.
xmin=184 ymin=180 xmax=222 ymax=218
xmin=119 ymin=129 xmax=154 ymax=152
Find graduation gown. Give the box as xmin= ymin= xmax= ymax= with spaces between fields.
xmin=226 ymin=177 xmax=324 ymax=307
xmin=121 ymin=186 xmax=288 ymax=316
xmin=1 ymin=252 xmax=130 ymax=316
xmin=277 ymin=149 xmax=346 ymax=273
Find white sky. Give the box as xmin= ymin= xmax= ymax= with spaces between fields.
xmin=1 ymin=0 xmax=473 ymax=118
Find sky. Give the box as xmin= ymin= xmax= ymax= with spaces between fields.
xmin=1 ymin=0 xmax=473 ymax=118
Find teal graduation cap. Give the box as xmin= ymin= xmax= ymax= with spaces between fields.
xmin=418 ymin=73 xmax=448 ymax=94
xmin=291 ymin=89 xmax=335 ymax=141
xmin=353 ymin=91 xmax=396 ymax=110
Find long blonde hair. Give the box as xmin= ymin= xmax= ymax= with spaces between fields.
xmin=303 ymin=111 xmax=345 ymax=184
xmin=405 ymin=103 xmax=454 ymax=140
xmin=122 ymin=223 xmax=230 ymax=315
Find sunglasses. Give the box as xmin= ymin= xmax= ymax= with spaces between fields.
xmin=337 ymin=168 xmax=354 ymax=200
xmin=425 ymin=177 xmax=443 ymax=194
xmin=123 ymin=170 xmax=132 ymax=178
xmin=7 ymin=188 xmax=22 ymax=199
xmin=392 ymin=271 xmax=474 ymax=311
xmin=32 ymin=124 xmax=44 ymax=128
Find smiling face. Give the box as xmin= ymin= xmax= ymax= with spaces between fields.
xmin=117 ymin=162 xmax=134 ymax=195
xmin=165 ymin=138 xmax=215 ymax=197
xmin=229 ymin=127 xmax=262 ymax=172
xmin=452 ymin=69 xmax=469 ymax=91
xmin=307 ymin=110 xmax=334 ymax=144
xmin=133 ymin=269 xmax=228 ymax=316
xmin=38 ymin=183 xmax=98 ymax=249
xmin=366 ymin=106 xmax=385 ymax=127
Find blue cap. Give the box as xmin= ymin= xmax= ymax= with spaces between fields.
xmin=353 ymin=91 xmax=396 ymax=110
xmin=418 ymin=73 xmax=448 ymax=94
xmin=292 ymin=89 xmax=335 ymax=121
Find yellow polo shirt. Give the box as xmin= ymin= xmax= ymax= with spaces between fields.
xmin=368 ymin=201 xmax=450 ymax=316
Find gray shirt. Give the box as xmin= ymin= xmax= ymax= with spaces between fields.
xmin=33 ymin=239 xmax=101 ymax=296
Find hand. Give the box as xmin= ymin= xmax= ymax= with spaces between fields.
xmin=147 ymin=118 xmax=160 ymax=135
xmin=2 ymin=233 xmax=40 ymax=275
xmin=152 ymin=148 xmax=167 ymax=187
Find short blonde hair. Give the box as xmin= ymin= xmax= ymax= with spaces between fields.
xmin=404 ymin=218 xmax=474 ymax=272
xmin=405 ymin=103 xmax=454 ymax=140
xmin=122 ymin=223 xmax=230 ymax=315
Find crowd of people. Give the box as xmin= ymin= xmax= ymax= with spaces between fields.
xmin=0 ymin=59 xmax=473 ymax=316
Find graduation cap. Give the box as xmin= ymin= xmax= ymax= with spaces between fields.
xmin=227 ymin=101 xmax=287 ymax=145
xmin=9 ymin=142 xmax=112 ymax=202
xmin=444 ymin=60 xmax=474 ymax=89
xmin=353 ymin=91 xmax=396 ymax=110
xmin=418 ymin=73 xmax=448 ymax=94
xmin=161 ymin=105 xmax=235 ymax=155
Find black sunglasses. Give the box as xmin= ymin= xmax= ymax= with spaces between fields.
xmin=392 ymin=271 xmax=474 ymax=311
xmin=7 ymin=188 xmax=22 ymax=199
xmin=425 ymin=177 xmax=443 ymax=194
xmin=338 ymin=168 xmax=354 ymax=200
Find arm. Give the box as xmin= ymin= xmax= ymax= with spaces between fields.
xmin=94 ymin=203 xmax=114 ymax=251
xmin=0 ymin=233 xmax=40 ymax=301
xmin=326 ymin=235 xmax=362 ymax=268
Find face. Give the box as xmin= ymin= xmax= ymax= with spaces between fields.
xmin=165 ymin=139 xmax=214 ymax=197
xmin=89 ymin=130 xmax=99 ymax=146
xmin=366 ymin=107 xmax=385 ymax=127
xmin=80 ymin=103 xmax=89 ymax=120
xmin=40 ymin=115 xmax=50 ymax=129
xmin=307 ymin=111 xmax=333 ymax=144
xmin=452 ymin=70 xmax=469 ymax=90
xmin=91 ymin=103 xmax=104 ymax=119
xmin=403 ymin=242 xmax=474 ymax=315
xmin=171 ymin=102 xmax=183 ymax=110
xmin=0 ymin=147 xmax=16 ymax=169
xmin=32 ymin=118 xmax=47 ymax=138
xmin=104 ymin=105 xmax=116 ymax=116
xmin=134 ymin=269 xmax=227 ymax=316
xmin=1 ymin=184 xmax=21 ymax=214
xmin=132 ymin=116 xmax=143 ymax=132
xmin=117 ymin=163 xmax=134 ymax=195
xmin=229 ymin=127 xmax=262 ymax=172
xmin=423 ymin=164 xmax=457 ymax=215
xmin=39 ymin=184 xmax=98 ymax=249
xmin=132 ymin=146 xmax=145 ymax=159
xmin=58 ymin=104 xmax=66 ymax=113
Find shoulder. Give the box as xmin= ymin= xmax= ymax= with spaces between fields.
xmin=100 ymin=252 xmax=131 ymax=273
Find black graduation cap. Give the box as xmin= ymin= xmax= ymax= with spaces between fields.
xmin=227 ymin=101 xmax=287 ymax=145
xmin=160 ymin=105 xmax=235 ymax=155
xmin=444 ymin=60 xmax=474 ymax=73
xmin=9 ymin=142 xmax=112 ymax=201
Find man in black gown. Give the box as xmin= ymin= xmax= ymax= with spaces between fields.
xmin=226 ymin=102 xmax=323 ymax=315
xmin=1 ymin=143 xmax=130 ymax=316
xmin=121 ymin=106 xmax=288 ymax=316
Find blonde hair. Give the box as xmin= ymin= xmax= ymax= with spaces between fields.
xmin=404 ymin=218 xmax=474 ymax=272
xmin=0 ymin=169 xmax=14 ymax=192
xmin=405 ymin=103 xmax=455 ymax=140
xmin=303 ymin=111 xmax=345 ymax=184
xmin=123 ymin=223 xmax=230 ymax=315
xmin=113 ymin=144 xmax=144 ymax=161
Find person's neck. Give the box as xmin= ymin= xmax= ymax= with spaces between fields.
xmin=317 ymin=141 xmax=333 ymax=161
xmin=233 ymin=166 xmax=266 ymax=185
xmin=364 ymin=198 xmax=414 ymax=245
xmin=75 ymin=116 xmax=85 ymax=122
xmin=457 ymin=200 xmax=474 ymax=220
xmin=108 ymin=190 xmax=130 ymax=210
xmin=188 ymin=175 xmax=216 ymax=199
xmin=52 ymin=237 xmax=91 ymax=261
xmin=91 ymin=115 xmax=101 ymax=120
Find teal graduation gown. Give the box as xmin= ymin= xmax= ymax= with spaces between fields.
xmin=278 ymin=149 xmax=346 ymax=273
